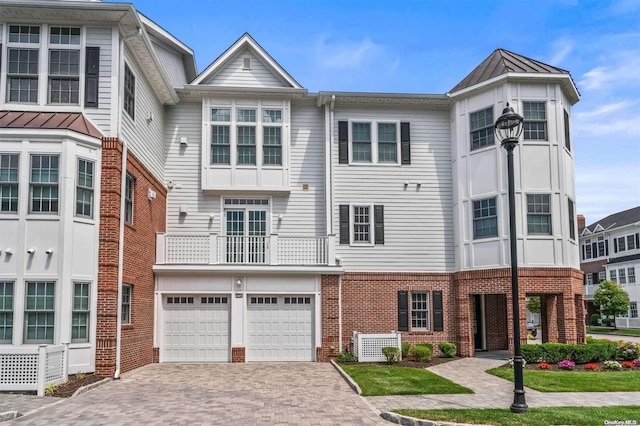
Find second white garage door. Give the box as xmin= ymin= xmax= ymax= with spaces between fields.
xmin=247 ymin=296 xmax=314 ymax=361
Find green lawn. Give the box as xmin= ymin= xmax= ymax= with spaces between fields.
xmin=339 ymin=364 xmax=473 ymax=396
xmin=488 ymin=367 xmax=640 ymax=392
xmin=393 ymin=406 xmax=640 ymax=426
xmin=587 ymin=326 xmax=640 ymax=337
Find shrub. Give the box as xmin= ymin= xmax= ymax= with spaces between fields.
xmin=381 ymin=346 xmax=400 ymax=364
xmin=604 ymin=360 xmax=622 ymax=370
xmin=572 ymin=342 xmax=616 ymax=364
xmin=602 ymin=317 xmax=613 ymax=327
xmin=586 ymin=336 xmax=596 ymax=344
xmin=590 ymin=314 xmax=601 ymax=326
xmin=557 ymin=359 xmax=575 ymax=370
xmin=336 ymin=351 xmax=356 ymax=363
xmin=538 ymin=362 xmax=551 ymax=370
xmin=585 ymin=363 xmax=599 ymax=371
xmin=522 ymin=344 xmax=545 ymax=364
xmin=616 ymin=341 xmax=640 ymax=360
xmin=621 ymin=361 xmax=636 ymax=369
xmin=438 ymin=342 xmax=457 ymax=358
xmin=401 ymin=342 xmax=412 ymax=358
xmin=411 ymin=345 xmax=433 ymax=362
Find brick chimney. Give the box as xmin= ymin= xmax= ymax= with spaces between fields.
xmin=577 ymin=214 xmax=585 ymax=232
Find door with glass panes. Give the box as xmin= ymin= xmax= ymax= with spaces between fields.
xmin=225 ymin=209 xmax=267 ymax=263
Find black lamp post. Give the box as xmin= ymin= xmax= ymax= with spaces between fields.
xmin=495 ymin=103 xmax=528 ymax=413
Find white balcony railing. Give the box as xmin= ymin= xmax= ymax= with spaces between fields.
xmin=156 ymin=233 xmax=335 ymax=266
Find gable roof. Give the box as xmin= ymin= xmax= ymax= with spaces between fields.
xmin=582 ymin=206 xmax=640 ymax=235
xmin=191 ymin=33 xmax=302 ymax=88
xmin=450 ymin=48 xmax=579 ymax=103
xmin=0 ymin=111 xmax=103 ymax=139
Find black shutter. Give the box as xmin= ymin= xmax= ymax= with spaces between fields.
xmin=400 ymin=122 xmax=411 ymax=165
xmin=374 ymin=205 xmax=384 ymax=244
xmin=592 ymin=242 xmax=597 ymax=256
xmin=592 ymin=273 xmax=599 ymax=284
xmin=432 ymin=291 xmax=443 ymax=331
xmin=614 ymin=238 xmax=618 ymax=253
xmin=398 ymin=291 xmax=408 ymax=331
xmin=582 ymin=244 xmax=586 ymax=260
xmin=338 ymin=121 xmax=348 ymax=164
xmin=605 ymin=240 xmax=609 ymax=256
xmin=84 ymin=47 xmax=100 ymax=107
xmin=636 ymin=233 xmax=639 ymax=249
xmin=339 ymin=205 xmax=349 ymax=244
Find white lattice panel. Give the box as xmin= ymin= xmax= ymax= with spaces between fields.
xmin=45 ymin=348 xmax=65 ymax=385
xmin=166 ymin=235 xmax=210 ymax=264
xmin=277 ymin=237 xmax=327 ymax=265
xmin=354 ymin=333 xmax=401 ymax=362
xmin=0 ymin=354 xmax=39 ymax=386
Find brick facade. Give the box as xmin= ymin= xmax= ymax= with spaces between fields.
xmin=96 ymin=138 xmax=166 ymax=375
xmin=231 ymin=347 xmax=246 ymax=363
xmin=319 ymin=267 xmax=586 ymax=361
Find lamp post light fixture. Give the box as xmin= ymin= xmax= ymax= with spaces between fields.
xmin=495 ymin=102 xmax=528 ymax=413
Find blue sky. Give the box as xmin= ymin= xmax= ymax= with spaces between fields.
xmin=121 ymin=0 xmax=639 ymax=224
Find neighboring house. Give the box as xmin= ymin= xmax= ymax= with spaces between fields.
xmin=1 ymin=0 xmax=586 ymax=375
xmin=580 ymin=206 xmax=640 ymax=328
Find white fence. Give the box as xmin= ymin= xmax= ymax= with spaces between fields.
xmin=616 ymin=317 xmax=640 ymax=329
xmin=353 ymin=332 xmax=402 ymax=362
xmin=0 ymin=344 xmax=69 ymax=396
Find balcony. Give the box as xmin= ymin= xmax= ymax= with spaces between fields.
xmin=156 ymin=233 xmax=336 ymax=267
xmin=583 ymin=284 xmax=600 ymax=300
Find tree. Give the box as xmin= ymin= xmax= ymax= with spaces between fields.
xmin=593 ymin=280 xmax=631 ymax=329
xmin=527 ymin=296 xmax=541 ymax=315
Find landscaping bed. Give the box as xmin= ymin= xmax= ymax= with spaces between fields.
xmin=49 ymin=374 xmax=107 ymax=398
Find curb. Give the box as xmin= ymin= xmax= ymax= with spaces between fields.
xmin=0 ymin=411 xmax=22 ymax=422
xmin=72 ymin=378 xmax=112 ymax=397
xmin=380 ymin=411 xmax=491 ymax=426
xmin=330 ymin=360 xmax=362 ymax=395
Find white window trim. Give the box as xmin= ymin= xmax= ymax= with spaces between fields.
xmin=349 ymin=204 xmax=374 ymax=246
xmin=71 ymin=281 xmax=90 ymax=343
xmin=121 ymin=284 xmax=132 ymax=325
xmin=3 ymin=24 xmax=86 ymax=107
xmin=206 ymin=102 xmax=286 ymax=169
xmin=469 ymin=106 xmax=495 ymax=152
xmin=411 ymin=292 xmax=430 ymax=330
xmin=348 ymin=119 xmax=401 ymax=165
xmin=24 ymin=280 xmax=56 ymax=344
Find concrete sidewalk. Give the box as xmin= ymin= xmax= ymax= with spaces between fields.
xmin=366 ymin=357 xmax=640 ymax=412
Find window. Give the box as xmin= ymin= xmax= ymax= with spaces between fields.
xmin=0 ymin=282 xmax=14 ymax=343
xmin=619 ymin=268 xmax=626 ymax=284
xmin=586 ymin=274 xmax=593 ymax=285
xmin=0 ymin=154 xmax=19 ymax=213
xmin=25 ymin=281 xmax=55 ymax=343
xmin=71 ymin=282 xmax=89 ymax=342
xmin=470 ymin=107 xmax=494 ymax=150
xmin=411 ymin=292 xmax=429 ymax=329
xmin=597 ymin=237 xmax=607 ymax=257
xmin=123 ymin=64 xmax=135 ymax=119
xmin=563 ymin=109 xmax=571 ymax=151
xmin=610 ymin=269 xmax=617 ymax=282
xmin=351 ymin=123 xmax=372 ymax=162
xmin=617 ymin=236 xmax=627 ymax=252
xmin=353 ymin=206 xmax=371 ymax=243
xmin=377 ymin=123 xmax=397 ymax=162
xmin=237 ymin=109 xmax=257 ymax=165
xmin=167 ymin=296 xmax=193 ymax=304
xmin=7 ymin=25 xmax=40 ymax=103
xmin=201 ymin=296 xmax=228 ymax=304
xmin=527 ymin=194 xmax=551 ymax=234
xmin=211 ymin=108 xmax=231 ymax=164
xmin=628 ymin=235 xmax=637 ymax=250
xmin=124 ymin=173 xmax=134 ymax=224
xmin=263 ymin=109 xmax=283 ymax=166
xmin=250 ymin=297 xmax=277 ymax=304
xmin=76 ymin=159 xmax=94 ymax=218
xmin=473 ymin=198 xmax=498 ymax=239
xmin=628 ymin=268 xmax=636 ymax=284
xmin=30 ymin=154 xmax=59 ymax=213
xmin=583 ymin=239 xmax=592 ymax=260
xmin=598 ymin=271 xmax=606 ymax=283
xmin=48 ymin=27 xmax=81 ymax=104
xmin=568 ymin=199 xmax=575 ymax=240
xmin=630 ymin=302 xmax=638 ymax=319
xmin=523 ymin=101 xmax=547 ymax=140
xmin=121 ymin=284 xmax=131 ymax=324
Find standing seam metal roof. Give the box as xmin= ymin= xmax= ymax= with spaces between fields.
xmin=0 ymin=111 xmax=103 ymax=139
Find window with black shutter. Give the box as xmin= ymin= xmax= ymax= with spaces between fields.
xmin=339 ymin=205 xmax=349 ymax=244
xmin=432 ymin=291 xmax=443 ymax=331
xmin=374 ymin=205 xmax=384 ymax=244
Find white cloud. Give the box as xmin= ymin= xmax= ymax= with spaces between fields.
xmin=314 ymin=34 xmax=390 ymax=70
xmin=573 ymin=101 xmax=630 ymax=120
xmin=578 ymin=49 xmax=640 ymax=91
xmin=548 ymin=38 xmax=573 ymax=66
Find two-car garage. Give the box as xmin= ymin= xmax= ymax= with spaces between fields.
xmin=161 ymin=294 xmax=314 ymax=362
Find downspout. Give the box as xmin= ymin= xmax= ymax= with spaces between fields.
xmin=114 ymin=27 xmax=140 ymax=380
xmin=329 ymin=95 xmax=342 ymax=353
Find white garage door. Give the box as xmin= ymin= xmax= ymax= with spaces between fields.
xmin=162 ymin=295 xmax=230 ymax=362
xmin=247 ymin=296 xmax=314 ymax=361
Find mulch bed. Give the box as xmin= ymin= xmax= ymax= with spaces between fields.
xmin=341 ymin=356 xmax=462 ymax=369
xmin=49 ymin=374 xmax=108 ymax=398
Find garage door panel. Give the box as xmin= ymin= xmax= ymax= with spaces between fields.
xmin=162 ymin=296 xmax=230 ymax=362
xmin=247 ymin=296 xmax=313 ymax=361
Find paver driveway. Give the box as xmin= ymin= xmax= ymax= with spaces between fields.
xmin=12 ymin=363 xmax=386 ymax=425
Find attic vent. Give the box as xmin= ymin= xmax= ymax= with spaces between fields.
xmin=243 ymin=57 xmax=251 ymax=70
